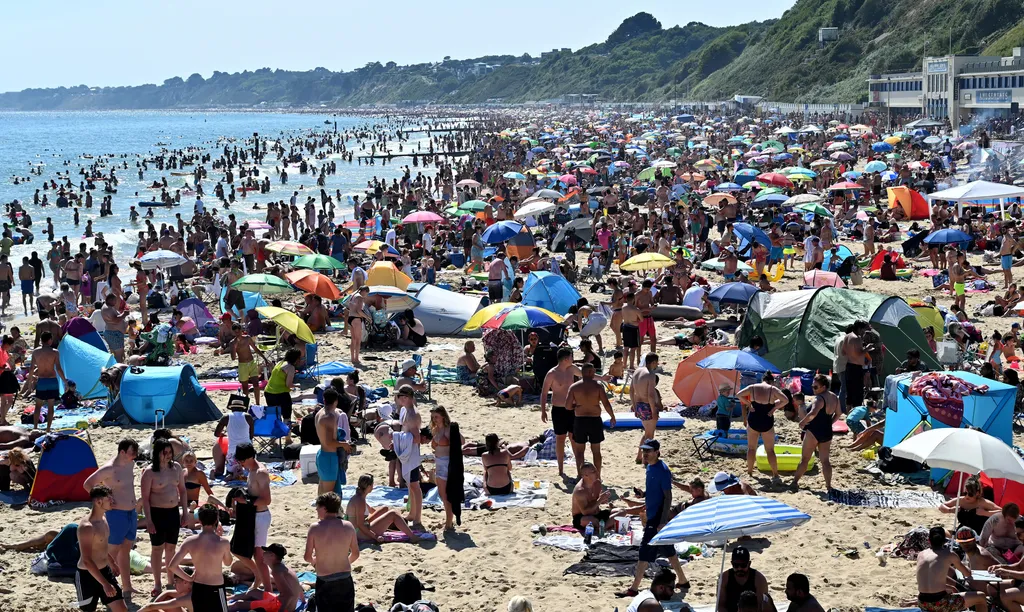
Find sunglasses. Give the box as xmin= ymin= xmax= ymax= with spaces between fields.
xmin=732 ymin=562 xmax=749 ymax=569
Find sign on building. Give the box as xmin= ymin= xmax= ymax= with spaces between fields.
xmin=927 ymin=61 xmax=949 ymax=74
xmin=976 ymin=90 xmax=1012 ymax=104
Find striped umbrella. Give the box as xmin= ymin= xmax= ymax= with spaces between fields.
xmin=463 ymin=303 xmax=563 ymax=332
xmin=651 ymin=494 xmax=810 ymax=544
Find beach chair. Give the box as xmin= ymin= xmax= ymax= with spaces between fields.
xmin=297 ymin=343 xmax=320 ymax=383
xmin=690 ymin=430 xmax=722 ymax=461
xmin=251 ymin=405 xmax=290 ymax=457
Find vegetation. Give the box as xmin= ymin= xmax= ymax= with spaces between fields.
xmin=3 ymin=1 xmax=1024 ymax=110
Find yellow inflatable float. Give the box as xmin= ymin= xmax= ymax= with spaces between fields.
xmin=756 ymin=444 xmax=815 ymax=472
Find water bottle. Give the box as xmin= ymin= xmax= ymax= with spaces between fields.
xmin=584 ymin=522 xmax=594 ymax=546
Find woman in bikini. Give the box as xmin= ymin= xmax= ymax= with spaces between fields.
xmin=481 ymin=433 xmax=514 ymax=496
xmin=607 ymin=278 xmax=624 ymax=350
xmin=346 ymin=285 xmax=370 ymax=367
xmin=430 ymin=407 xmax=463 ymax=531
xmin=736 ymin=372 xmax=787 ymax=487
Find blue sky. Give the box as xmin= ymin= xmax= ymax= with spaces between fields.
xmin=1 ymin=0 xmax=796 ymax=92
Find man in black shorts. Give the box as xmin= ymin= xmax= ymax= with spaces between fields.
xmin=76 ymin=485 xmax=127 ymax=612
xmin=566 ymin=363 xmax=616 ymax=479
xmin=539 ymin=348 xmax=581 ymax=477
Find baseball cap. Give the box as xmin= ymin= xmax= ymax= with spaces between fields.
xmin=955 ymin=527 xmax=978 ymax=543
xmin=221 ymin=313 xmax=232 ymax=321
xmin=400 ymin=359 xmax=417 ymax=374
xmin=732 ymin=546 xmax=751 ymax=564
xmin=638 ymin=439 xmax=660 ymax=451
xmin=396 ymin=384 xmax=416 ymax=398
xmin=261 ymin=543 xmax=287 ymax=559
xmin=1014 ymin=323 xmax=1021 ymax=330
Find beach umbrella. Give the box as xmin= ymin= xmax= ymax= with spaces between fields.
xmin=751 ymin=193 xmax=789 ymax=207
xmin=803 ymin=270 xmax=845 ymax=288
xmin=366 ymin=286 xmax=421 ymax=313
xmin=139 ymin=249 xmax=188 ymax=271
xmin=232 ymin=274 xmax=294 ymax=295
xmin=792 ymin=202 xmax=834 ymax=218
xmin=514 ymin=200 xmax=557 ymax=219
xmin=456 ymin=179 xmax=481 ymax=188
xmin=756 ymin=173 xmax=793 ymax=188
xmin=266 ymin=241 xmax=314 ymax=256
xmin=366 ymin=261 xmax=412 ymax=290
xmin=881 ymin=171 xmax=898 ymax=182
xmin=651 ymin=494 xmax=809 ymax=544
xmin=464 ymin=302 xmax=562 ymax=332
xmin=482 ymin=221 xmax=525 ymax=244
xmin=353 ymin=240 xmax=400 ymax=258
xmin=865 ymin=160 xmax=888 ymax=173
xmin=715 ymin=182 xmax=743 ymax=192
xmin=871 ymin=142 xmax=894 ymax=153
xmin=704 ymin=193 xmax=736 ymax=206
xmin=293 ymin=254 xmax=345 ymax=271
xmin=783 ymin=194 xmax=822 ymax=207
xmin=827 ymin=181 xmax=863 ymax=191
xmin=255 ymin=306 xmax=315 ymax=344
xmin=459 ymin=199 xmax=489 ymax=212
xmin=696 ymin=349 xmax=780 ymax=375
xmin=732 ymin=223 xmax=771 ymax=249
xmin=533 ymin=189 xmax=563 ymax=199
xmin=401 ymin=211 xmax=444 ymax=224
xmin=842 ymin=171 xmax=863 ymax=180
xmin=244 ymin=220 xmax=273 ymax=231
xmin=810 ymin=159 xmax=836 ymax=168
xmin=922 ymin=229 xmax=972 ymax=246
xmin=558 ymin=174 xmax=578 ymax=185
xmin=620 ymin=253 xmax=675 ymax=271
xmin=708 ymin=282 xmax=759 ymax=305
xmin=830 ymin=152 xmax=854 ymax=161
xmin=503 ymin=171 xmax=527 ymax=181
xmin=284 ymin=270 xmax=341 ymax=300
xmin=613 ymin=161 xmax=631 ymax=168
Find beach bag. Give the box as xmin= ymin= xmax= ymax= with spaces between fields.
xmin=877 ymin=446 xmax=924 ymax=474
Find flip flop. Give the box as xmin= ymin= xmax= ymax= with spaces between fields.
xmin=614 ymin=589 xmax=640 ymax=598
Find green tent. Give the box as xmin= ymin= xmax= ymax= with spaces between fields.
xmin=737 ymin=288 xmax=939 ymax=377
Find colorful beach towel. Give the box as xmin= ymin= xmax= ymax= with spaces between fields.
xmin=827 ymin=488 xmax=944 ymax=509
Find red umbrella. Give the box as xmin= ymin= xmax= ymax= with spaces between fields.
xmin=827 ymin=181 xmax=864 ymax=190
xmin=578 ymin=166 xmax=598 ymax=175
xmin=756 ymin=172 xmax=793 ymax=188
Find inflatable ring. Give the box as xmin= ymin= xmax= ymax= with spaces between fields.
xmin=867 ymin=268 xmax=913 ymax=279
xmin=767 ymin=263 xmax=785 ymax=282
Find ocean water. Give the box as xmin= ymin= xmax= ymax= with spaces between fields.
xmin=0 ymin=111 xmax=428 ymax=278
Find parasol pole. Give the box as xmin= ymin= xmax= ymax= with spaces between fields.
xmin=953 ymin=471 xmax=964 ymax=534
xmin=715 ymin=538 xmax=729 ymax=611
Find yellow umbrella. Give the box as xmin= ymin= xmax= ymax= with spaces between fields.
xmin=620 ymin=253 xmax=675 ymax=271
xmin=464 ymin=302 xmax=519 ymax=331
xmin=884 ymin=136 xmax=901 ymax=145
xmin=255 ymin=306 xmax=315 ymax=344
xmin=366 ymin=261 xmax=412 ymax=290
xmin=789 ymin=174 xmax=814 ymax=182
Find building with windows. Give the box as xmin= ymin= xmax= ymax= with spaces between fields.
xmin=867 ymin=49 xmax=1024 ymax=128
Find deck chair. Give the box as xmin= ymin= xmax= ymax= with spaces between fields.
xmin=257 ymin=328 xmax=282 ymax=363
xmin=297 ymin=343 xmax=320 ymax=383
xmin=690 ymin=429 xmax=724 ymax=461
xmin=251 ymin=405 xmax=290 ymax=457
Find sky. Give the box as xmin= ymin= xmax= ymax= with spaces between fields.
xmin=1 ymin=0 xmax=796 ymax=92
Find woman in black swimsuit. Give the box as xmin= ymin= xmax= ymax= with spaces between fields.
xmin=736 ymin=372 xmax=787 ymax=487
xmin=940 ymin=475 xmax=1000 ymax=534
xmin=793 ymin=373 xmax=841 ymax=491
xmin=481 ymin=433 xmax=513 ymax=496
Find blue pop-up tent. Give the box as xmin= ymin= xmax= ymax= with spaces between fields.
xmin=102 ymin=365 xmax=221 ymax=426
xmin=522 ymin=271 xmax=581 ymax=315
xmin=220 ymin=288 xmax=268 ymax=318
xmin=883 ymin=371 xmax=1016 ymax=478
xmin=58 ymin=334 xmax=115 ymax=399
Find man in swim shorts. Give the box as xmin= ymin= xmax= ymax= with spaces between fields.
xmin=539 ymin=347 xmax=582 ymax=477
xmin=101 ymin=293 xmax=129 ymax=363
xmin=305 ymin=493 xmax=359 ymax=612
xmin=18 ymin=256 xmax=34 ymax=316
xmin=315 ymin=388 xmax=351 ymax=496
xmin=567 ymin=363 xmax=616 ymax=479
xmin=620 ymin=291 xmax=642 ymax=370
xmin=30 ymin=330 xmax=66 ymax=432
xmin=635 ymin=279 xmax=657 ymax=353
xmin=84 ymin=438 xmax=140 ymax=596
xmin=916 ymin=526 xmax=987 ymax=612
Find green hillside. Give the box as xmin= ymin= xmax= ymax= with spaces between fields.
xmin=3 ymin=1 xmax=1024 ymax=110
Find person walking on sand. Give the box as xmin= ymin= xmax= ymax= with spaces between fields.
xmin=630 ymin=353 xmax=661 ymax=465
xmin=167 ymin=504 xmax=233 ymax=612
xmin=539 ymin=347 xmax=582 ymax=477
xmin=305 ymin=492 xmax=360 ymax=612
xmin=76 ymin=485 xmax=128 ymax=612
xmin=83 ymin=438 xmax=140 ymax=597
xmin=566 ymin=362 xmax=616 ymax=479
xmin=792 ymin=374 xmax=841 ymax=491
xmin=736 ymin=372 xmax=787 ymax=487
xmin=18 ymin=256 xmax=34 ymax=316
xmin=30 ymin=330 xmax=66 ymax=431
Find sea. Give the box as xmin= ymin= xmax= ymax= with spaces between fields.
xmin=0 ymin=111 xmax=430 ymax=281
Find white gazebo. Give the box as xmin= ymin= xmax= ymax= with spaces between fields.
xmin=926 ymin=180 xmax=1024 ymax=218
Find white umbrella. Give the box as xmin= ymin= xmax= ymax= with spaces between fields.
xmin=893 ymin=428 xmax=1024 ymax=529
xmin=514 ymin=200 xmax=557 ymax=219
xmin=455 ymin=179 xmax=480 ymax=188
xmin=783 ymin=193 xmax=822 ymax=207
xmin=139 ymin=249 xmax=188 ymax=270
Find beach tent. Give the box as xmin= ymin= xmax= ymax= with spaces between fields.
xmin=220 ymin=289 xmax=268 ymax=318
xmin=406 ymin=283 xmax=484 ymax=336
xmin=58 ymin=334 xmax=116 ymax=400
xmin=737 ymin=288 xmax=939 ymax=377
xmin=673 ymin=345 xmax=740 ymax=407
xmin=102 ymin=365 xmax=220 ymax=426
xmin=62 ymin=317 xmax=107 ymax=353
xmin=909 ymin=301 xmax=944 ymax=338
xmin=884 ymin=372 xmax=1015 ymax=479
xmin=522 ymin=271 xmax=582 ymax=315
xmin=177 ymin=297 xmax=216 ymax=329
xmin=30 ymin=433 xmax=97 ymax=504
xmin=506 ymin=230 xmax=537 ymax=261
xmin=947 ymin=472 xmax=1024 ymax=511
xmin=887 ymin=186 xmax=931 ymax=220
xmin=822 ymin=244 xmax=854 ymax=270
xmin=868 ymin=249 xmax=906 ymax=272
xmin=366 ymin=261 xmax=412 ymax=290
xmin=926 ymin=180 xmax=1024 ymax=217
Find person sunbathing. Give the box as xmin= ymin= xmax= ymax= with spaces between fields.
xmin=345 ymin=473 xmax=421 ymax=544
xmin=0 ymin=426 xmax=44 ymax=450
xmin=846 ymin=421 xmax=885 ymax=452
xmin=461 ymin=433 xmax=546 ymax=459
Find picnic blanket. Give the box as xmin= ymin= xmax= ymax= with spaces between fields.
xmin=564 ymin=542 xmax=658 ymax=578
xmin=827 ymin=488 xmax=944 ymax=509
xmin=535 ymin=533 xmax=710 ymax=558
xmin=0 ymin=489 xmax=29 ymax=505
xmin=20 ymin=404 xmax=107 ymax=431
xmin=212 ymin=462 xmax=298 ymax=488
xmin=424 ymin=364 xmax=465 ymax=384
xmin=341 ymin=479 xmax=549 ymax=510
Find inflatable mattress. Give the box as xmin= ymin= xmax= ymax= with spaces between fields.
xmin=651 ymin=305 xmax=703 ymax=321
xmin=756 ymin=444 xmax=814 ymax=472
xmin=602 ymin=412 xmax=686 ymax=429
xmin=693 ymin=428 xmax=776 ymax=456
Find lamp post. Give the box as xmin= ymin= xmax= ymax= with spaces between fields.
xmin=887 ymin=77 xmax=892 ymax=130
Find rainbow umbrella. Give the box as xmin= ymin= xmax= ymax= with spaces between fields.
xmin=471 ymin=304 xmax=563 ymax=331
xmin=353 ymin=240 xmax=400 ymax=257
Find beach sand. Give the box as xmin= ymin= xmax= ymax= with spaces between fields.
xmin=0 ymin=245 xmax=1014 ymax=612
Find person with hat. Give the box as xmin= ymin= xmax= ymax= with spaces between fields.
xmin=226 ymin=542 xmax=304 ymax=612
xmin=709 ymin=471 xmax=758 ymax=496
xmin=715 ymin=383 xmax=737 ymax=436
xmin=396 ymin=359 xmax=427 ymax=395
xmin=213 ymin=396 xmax=254 ymax=479
xmin=617 ymin=439 xmax=689 ymax=599
xmin=718 ymin=546 xmax=770 ymax=612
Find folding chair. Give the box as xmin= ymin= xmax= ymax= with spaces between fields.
xmin=691 ymin=430 xmax=721 ymax=461
xmin=297 ymin=343 xmax=320 ymax=383
xmin=251 ymin=405 xmax=290 ymax=457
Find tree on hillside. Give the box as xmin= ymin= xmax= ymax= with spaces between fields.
xmin=606 ymin=12 xmax=662 ymax=47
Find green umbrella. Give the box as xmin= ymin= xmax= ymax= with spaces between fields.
xmin=666 ymin=147 xmax=683 ymax=157
xmin=793 ymin=202 xmax=834 ymax=218
xmin=232 ymin=274 xmax=294 ymax=294
xmin=762 ymin=140 xmax=786 ymax=152
xmin=637 ymin=167 xmax=672 ymax=182
xmin=759 ymin=187 xmax=785 ymax=195
xmin=885 ymin=153 xmax=902 ymax=160
xmin=459 ymin=199 xmax=489 ymax=212
xmin=294 ymin=254 xmax=346 ymax=271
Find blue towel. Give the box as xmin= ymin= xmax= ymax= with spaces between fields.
xmin=0 ymin=489 xmax=29 ymax=505
xmin=212 ymin=462 xmax=298 ymax=488
xmin=297 ymin=360 xmax=354 ymax=379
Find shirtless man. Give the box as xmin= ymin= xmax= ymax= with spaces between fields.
xmin=719 ymin=246 xmax=739 ymax=281
xmin=30 ymin=330 xmax=66 ymax=431
xmin=567 ymin=363 xmax=616 ymax=479
xmin=0 ymin=426 xmax=45 ymax=449
xmin=304 ymin=492 xmax=360 ymax=612
xmin=630 ymin=353 xmax=661 ymax=464
xmin=916 ymin=526 xmax=987 ymax=612
xmin=315 ymin=388 xmax=353 ymax=496
xmin=0 ymin=254 xmax=13 ymax=316
xmin=230 ymin=323 xmax=270 ymax=405
xmin=168 ymin=504 xmax=233 ymax=612
xmin=621 ymin=292 xmax=643 ymax=370
xmin=635 ymin=279 xmax=657 ymax=353
xmin=240 ymin=229 xmax=256 ymax=273
xmin=34 ymin=312 xmax=62 ymax=349
xmin=83 ymin=438 xmax=140 ymax=597
xmin=607 ymin=278 xmax=625 ymax=349
xmin=539 ymin=347 xmax=582 ymax=477
xmin=235 ymin=443 xmax=273 ymax=593
xmin=18 ymin=256 xmax=34 ymax=316
xmin=228 ymin=543 xmax=304 ymax=612
xmin=345 ymin=473 xmax=419 ymax=544
xmin=64 ymin=253 xmax=84 ymax=304
xmin=571 ymin=462 xmax=626 ymax=533
xmin=1000 ymin=229 xmax=1018 ymax=289
xmin=140 ymin=438 xmax=187 ymax=597
xmin=76 ymin=486 xmax=128 ymax=612
xmin=101 ymin=293 xmax=130 ymax=363
xmin=840 ymin=320 xmax=869 ymax=412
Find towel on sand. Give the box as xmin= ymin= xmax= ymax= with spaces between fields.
xmin=423 ymin=364 xmax=464 ymax=384
xmin=0 ymin=489 xmax=29 ymax=505
xmin=828 ymin=488 xmax=944 ymax=509
xmin=212 ymin=462 xmax=298 ymax=488
xmin=341 ymin=480 xmax=549 ymax=510
xmin=563 ymin=543 xmax=659 ymax=578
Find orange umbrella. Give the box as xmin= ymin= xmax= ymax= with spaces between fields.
xmin=673 ymin=345 xmax=738 ymax=406
xmin=285 ymin=270 xmax=341 ymax=300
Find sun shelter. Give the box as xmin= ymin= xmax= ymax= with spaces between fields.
xmin=909 ymin=301 xmax=944 ymax=338
xmin=868 ymin=249 xmax=906 ymax=272
xmin=405 ymin=283 xmax=483 ymax=336
xmin=821 ymin=244 xmax=854 ymax=270
xmin=58 ymin=334 xmax=116 ymax=399
xmin=738 ymin=288 xmax=939 ymax=377
xmin=884 ymin=371 xmax=1015 ymax=478
xmin=927 ymin=180 xmax=1024 ymax=218
xmin=522 ymin=271 xmax=582 ymax=315
xmin=506 ymin=230 xmax=536 ymax=261
xmin=177 ymin=297 xmax=216 ymax=330
xmin=30 ymin=433 xmax=98 ymax=504
xmin=367 ymin=261 xmax=412 ymax=290
xmin=220 ymin=289 xmax=268 ymax=317
xmin=887 ymin=186 xmax=931 ymax=220
xmin=62 ymin=316 xmax=107 ymax=353
xmin=673 ymin=345 xmax=738 ymax=407
xmin=102 ymin=364 xmax=221 ymax=426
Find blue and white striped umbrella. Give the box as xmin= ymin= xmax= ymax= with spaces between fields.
xmin=650 ymin=495 xmax=811 ymax=544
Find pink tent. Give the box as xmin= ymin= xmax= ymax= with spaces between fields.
xmin=803 ymin=270 xmax=846 ymax=288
